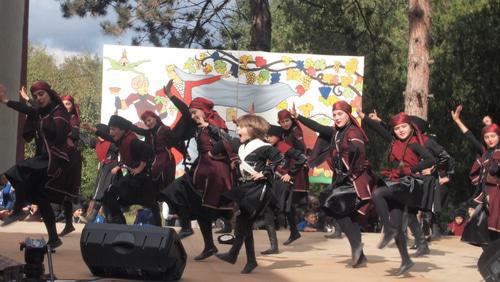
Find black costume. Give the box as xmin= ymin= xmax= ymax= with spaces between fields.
xmin=298 ymin=105 xmax=375 ymax=267
xmin=217 ymin=138 xmax=283 ymax=274
xmin=363 ymin=113 xmax=435 ymax=275
xmin=103 ymin=115 xmax=160 ymax=226
xmin=2 ymin=82 xmax=75 ymax=249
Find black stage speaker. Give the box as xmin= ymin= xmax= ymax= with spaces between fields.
xmin=478 ymin=239 xmax=500 ymax=282
xmin=80 ymin=223 xmax=187 ymax=281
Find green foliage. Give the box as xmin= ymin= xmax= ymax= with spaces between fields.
xmin=26 ymin=44 xmax=102 ymax=200
xmin=59 ymin=0 xmax=236 ymax=48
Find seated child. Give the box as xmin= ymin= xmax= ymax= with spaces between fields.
xmin=297 ymin=210 xmax=320 ymax=232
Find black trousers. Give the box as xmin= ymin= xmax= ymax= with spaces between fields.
xmin=372 ymin=186 xmax=411 ymax=263
xmin=104 ymin=172 xmax=161 ymax=226
xmin=5 ymin=159 xmax=59 ymax=243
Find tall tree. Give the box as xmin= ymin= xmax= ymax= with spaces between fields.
xmin=404 ymin=0 xmax=431 ymax=119
xmin=248 ymin=0 xmax=271 ymax=51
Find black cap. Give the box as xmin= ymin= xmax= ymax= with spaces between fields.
xmin=108 ymin=115 xmax=132 ymax=130
xmin=95 ymin=123 xmax=110 ymax=135
xmin=267 ymin=125 xmax=283 ymax=138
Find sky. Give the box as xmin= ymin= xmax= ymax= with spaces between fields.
xmin=29 ymin=0 xmax=134 ymax=63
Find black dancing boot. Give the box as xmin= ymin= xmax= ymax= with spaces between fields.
xmin=395 ymin=259 xmax=415 ymax=276
xmin=431 ymin=223 xmax=442 ymax=240
xmin=216 ymin=236 xmax=244 ymax=264
xmin=394 ymin=234 xmax=414 ymax=276
xmin=194 ymin=219 xmax=217 ymax=261
xmin=378 ymin=226 xmax=398 ymax=249
xmin=408 ymin=215 xmax=430 ymax=257
xmin=261 ymin=224 xmax=279 ymax=255
xmin=241 ymin=235 xmax=258 ymax=274
xmin=283 ymin=231 xmax=301 ymax=245
xmin=194 ymin=246 xmax=218 ymax=261
xmin=352 ymin=251 xmax=367 ymax=268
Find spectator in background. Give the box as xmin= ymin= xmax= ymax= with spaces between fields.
xmin=297 ymin=210 xmax=320 ymax=232
xmin=447 ymin=210 xmax=467 ymax=236
xmin=1 ymin=175 xmax=15 ymax=210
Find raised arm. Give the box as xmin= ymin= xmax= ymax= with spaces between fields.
xmin=0 ymin=84 xmax=37 ymax=116
xmin=451 ymin=105 xmax=484 ymax=154
xmin=296 ymin=115 xmax=333 ymax=138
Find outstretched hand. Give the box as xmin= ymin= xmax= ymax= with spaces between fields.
xmin=368 ymin=109 xmax=382 ymax=122
xmin=483 ymin=115 xmax=493 ymax=126
xmin=19 ymin=86 xmax=29 ymax=102
xmin=163 ymin=80 xmax=174 ymax=98
xmin=451 ymin=105 xmax=463 ymax=122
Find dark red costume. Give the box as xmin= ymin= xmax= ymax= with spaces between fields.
xmin=3 ymin=81 xmax=74 ymax=247
xmin=461 ymin=124 xmax=500 ymax=243
xmin=278 ymin=110 xmax=309 ymax=194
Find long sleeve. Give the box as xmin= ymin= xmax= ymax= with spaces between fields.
xmin=170 ymin=95 xmax=196 ymax=142
xmin=130 ymin=124 xmax=149 ymax=137
xmin=285 ymin=148 xmax=307 ymax=176
xmin=262 ymin=146 xmax=285 ymax=179
xmin=464 ymin=131 xmax=485 ymax=155
xmin=408 ymin=143 xmax=436 ymax=173
xmin=425 ymin=138 xmax=455 ymax=176
xmin=6 ymin=100 xmax=36 ymax=116
xmin=362 ymin=116 xmax=393 ymax=142
xmin=297 ymin=115 xmax=333 ymax=138
xmin=347 ymin=138 xmax=367 ymax=180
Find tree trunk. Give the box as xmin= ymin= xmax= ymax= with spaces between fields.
xmin=404 ymin=0 xmax=431 ymax=119
xmin=249 ymin=0 xmax=271 ymax=51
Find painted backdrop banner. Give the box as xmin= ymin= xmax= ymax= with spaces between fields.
xmin=101 ymin=45 xmax=364 ymax=183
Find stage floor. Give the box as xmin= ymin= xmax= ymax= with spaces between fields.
xmin=0 ymin=222 xmax=482 ymax=281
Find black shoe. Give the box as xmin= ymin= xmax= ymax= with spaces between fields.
xmin=194 ymin=247 xmax=218 ymax=261
xmin=283 ymin=233 xmax=301 ymax=245
xmin=58 ymin=225 xmax=75 ymax=237
xmin=409 ymin=243 xmax=417 ymax=250
xmin=351 ymin=243 xmax=364 ymax=266
xmin=241 ymin=261 xmax=258 ymax=274
xmin=47 ymin=238 xmax=63 ymax=250
xmin=395 ymin=260 xmax=414 ymax=276
xmin=261 ymin=247 xmax=279 ymax=255
xmin=1 ymin=212 xmax=26 ymax=226
xmin=413 ymin=244 xmax=430 ymax=257
xmin=352 ymin=253 xmax=367 ymax=268
xmin=215 ymin=252 xmax=237 ymax=264
xmin=178 ymin=229 xmax=194 ymax=239
xmin=378 ymin=227 xmax=398 ymax=249
xmin=324 ymin=232 xmax=343 ymax=239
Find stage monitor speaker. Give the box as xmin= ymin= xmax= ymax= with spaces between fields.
xmin=80 ymin=223 xmax=187 ymax=281
xmin=478 ymin=239 xmax=500 ymax=282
